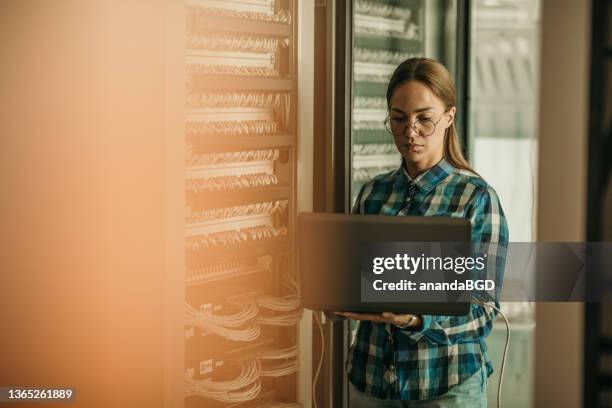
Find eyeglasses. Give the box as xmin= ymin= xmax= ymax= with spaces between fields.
xmin=384 ymin=112 xmax=447 ymax=137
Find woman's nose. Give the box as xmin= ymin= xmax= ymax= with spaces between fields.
xmin=403 ymin=123 xmax=418 ymax=138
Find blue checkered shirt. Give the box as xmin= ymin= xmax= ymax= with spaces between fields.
xmin=347 ymin=157 xmax=509 ymax=400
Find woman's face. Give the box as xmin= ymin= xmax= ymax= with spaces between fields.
xmin=388 ymin=80 xmax=456 ymax=167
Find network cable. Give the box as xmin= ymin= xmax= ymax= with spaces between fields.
xmin=184 ymin=298 xmax=261 ymax=342
xmin=474 ymin=299 xmax=510 ymax=408
xmin=256 ymin=309 xmax=302 ymax=326
xmin=256 ymin=294 xmax=300 ymax=312
xmin=184 ymin=359 xmax=261 ymax=403
xmin=312 ymin=311 xmax=324 ymax=408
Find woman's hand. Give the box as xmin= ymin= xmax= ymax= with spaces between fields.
xmin=334 ymin=312 xmax=422 ymax=329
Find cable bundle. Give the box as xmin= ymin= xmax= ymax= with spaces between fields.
xmin=354 ymin=23 xmax=419 ymax=41
xmin=185 ymin=298 xmax=261 ymax=342
xmin=187 ymin=120 xmax=279 ymax=136
xmin=354 ymin=47 xmax=420 ymax=64
xmin=352 ymin=120 xmax=386 ymax=131
xmin=186 ymin=297 xmax=258 ymax=327
xmin=185 ymin=225 xmax=288 ymax=250
xmin=353 ymin=143 xmax=398 ymax=155
xmin=186 ymin=317 xmax=260 ymax=342
xmin=256 ymin=309 xmax=302 ymax=327
xmin=186 ymin=148 xmax=280 ymax=166
xmin=189 ymin=6 xmax=291 ymax=24
xmin=259 ymin=359 xmax=299 ymax=378
xmin=353 ymin=168 xmax=373 ymax=182
xmin=186 ymin=173 xmax=279 ymax=193
xmin=354 ymin=0 xmax=413 ymax=20
xmin=187 ymin=92 xmax=284 ymax=108
xmin=187 ymin=34 xmax=281 ymax=53
xmin=187 ymin=200 xmax=288 ymax=224
xmin=257 ymin=345 xmax=299 ymax=378
xmin=187 ymin=64 xmax=279 ymax=77
xmin=257 ymin=345 xmax=299 ymax=360
xmin=354 ymin=72 xmax=392 ymax=84
xmin=243 ymin=225 xmax=288 ymax=239
xmin=256 ymin=294 xmax=300 ymax=312
xmin=184 ymin=359 xmax=261 ymax=403
xmin=354 ymin=96 xmax=387 ymax=110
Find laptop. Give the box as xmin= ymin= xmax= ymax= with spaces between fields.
xmin=298 ymin=212 xmax=472 ymax=315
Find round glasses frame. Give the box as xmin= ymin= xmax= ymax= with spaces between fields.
xmin=384 ymin=112 xmax=447 ymax=137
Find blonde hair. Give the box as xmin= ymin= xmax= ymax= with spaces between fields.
xmin=386 ymin=57 xmax=477 ymax=175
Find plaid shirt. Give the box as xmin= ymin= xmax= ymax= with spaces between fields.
xmin=347 ymin=157 xmax=509 ymax=400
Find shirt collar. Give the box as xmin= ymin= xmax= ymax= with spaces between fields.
xmin=394 ymin=157 xmax=454 ymax=194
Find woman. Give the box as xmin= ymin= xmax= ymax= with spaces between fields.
xmin=336 ymin=58 xmax=509 ymax=407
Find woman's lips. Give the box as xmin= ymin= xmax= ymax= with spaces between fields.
xmin=404 ymin=144 xmax=423 ymax=151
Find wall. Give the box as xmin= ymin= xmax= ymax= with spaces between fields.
xmin=0 ymin=1 xmax=165 ymax=407
xmin=535 ymin=0 xmax=591 ymax=407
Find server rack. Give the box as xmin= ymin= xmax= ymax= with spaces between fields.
xmin=165 ymin=1 xmax=303 ymax=406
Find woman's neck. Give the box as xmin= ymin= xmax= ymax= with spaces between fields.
xmin=403 ymin=155 xmax=444 ymax=179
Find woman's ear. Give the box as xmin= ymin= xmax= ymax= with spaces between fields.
xmin=445 ymin=106 xmax=456 ymax=128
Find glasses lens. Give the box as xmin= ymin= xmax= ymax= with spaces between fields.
xmin=388 ymin=118 xmax=407 ymax=135
xmin=416 ymin=119 xmax=435 ymax=136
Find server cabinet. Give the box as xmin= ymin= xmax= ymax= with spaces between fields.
xmin=165 ymin=1 xmax=304 ymax=406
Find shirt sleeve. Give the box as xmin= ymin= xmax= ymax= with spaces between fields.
xmin=397 ymin=185 xmax=510 ymax=346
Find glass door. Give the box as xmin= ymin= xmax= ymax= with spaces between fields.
xmin=350 ymin=0 xmax=467 ymax=205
